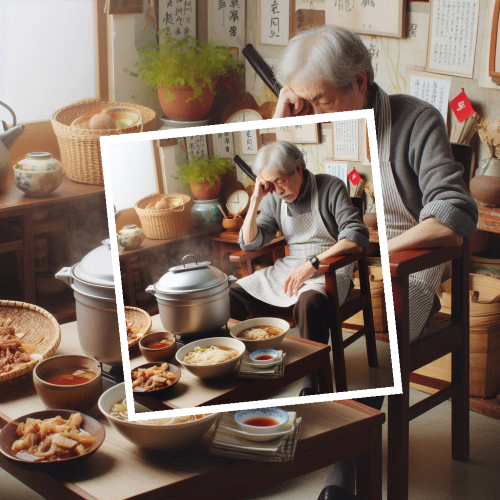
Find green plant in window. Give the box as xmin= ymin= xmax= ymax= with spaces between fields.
xmin=176 ymin=153 xmax=233 ymax=190
xmin=129 ymin=29 xmax=240 ymax=103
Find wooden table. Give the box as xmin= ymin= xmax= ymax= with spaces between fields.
xmin=131 ymin=316 xmax=334 ymax=409
xmin=0 ymin=320 xmax=384 ymax=500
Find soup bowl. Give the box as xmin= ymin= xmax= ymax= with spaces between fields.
xmin=98 ymin=383 xmax=219 ymax=451
xmin=229 ymin=318 xmax=289 ymax=352
xmin=175 ymin=337 xmax=245 ymax=379
xmin=235 ymin=408 xmax=289 ymax=435
xmin=139 ymin=331 xmax=177 ymax=362
xmin=33 ymin=355 xmax=102 ymax=412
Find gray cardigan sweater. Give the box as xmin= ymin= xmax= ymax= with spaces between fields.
xmin=373 ymin=83 xmax=478 ymax=237
xmin=238 ymin=169 xmax=369 ymax=251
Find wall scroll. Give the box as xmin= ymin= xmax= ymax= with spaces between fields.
xmin=240 ymin=129 xmax=261 ymax=155
xmin=275 ymin=124 xmax=319 ymax=144
xmin=333 ymin=120 xmax=359 ymax=161
xmin=426 ymin=0 xmax=480 ymax=78
xmin=259 ymin=0 xmax=291 ymax=46
xmin=186 ymin=135 xmax=208 ymax=156
xmin=208 ymin=0 xmax=246 ymax=63
xmin=324 ymin=161 xmax=348 ymax=187
xmin=159 ymin=0 xmax=196 ymax=39
xmin=325 ymin=0 xmax=405 ymax=39
xmin=213 ymin=131 xmax=235 ymax=159
xmin=108 ymin=0 xmax=143 ymax=15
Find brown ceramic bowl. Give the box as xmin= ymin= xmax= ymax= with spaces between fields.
xmin=131 ymin=362 xmax=181 ymax=397
xmin=33 ymin=355 xmax=102 ymax=412
xmin=139 ymin=331 xmax=177 ymax=362
xmin=223 ymin=215 xmax=244 ymax=231
xmin=0 ymin=409 xmax=105 ymax=470
xmin=363 ymin=213 xmax=378 ymax=229
xmin=470 ymin=175 xmax=500 ymax=207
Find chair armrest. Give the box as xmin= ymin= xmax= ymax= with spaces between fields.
xmin=229 ymin=237 xmax=287 ymax=263
xmin=390 ymin=245 xmax=464 ymax=278
xmin=318 ymin=251 xmax=364 ymax=273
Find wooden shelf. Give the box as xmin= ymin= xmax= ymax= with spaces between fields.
xmin=36 ymin=289 xmax=77 ymax=325
xmin=34 ymin=218 xmax=66 ymax=235
xmin=0 ymin=240 xmax=23 ymax=255
xmin=477 ymin=205 xmax=500 ymax=235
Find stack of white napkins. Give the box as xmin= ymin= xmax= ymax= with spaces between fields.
xmin=238 ymin=350 xmax=286 ymax=379
xmin=210 ymin=411 xmax=301 ymax=462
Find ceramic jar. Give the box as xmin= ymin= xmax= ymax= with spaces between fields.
xmin=117 ymin=224 xmax=145 ymax=250
xmin=470 ymin=157 xmax=500 ymax=207
xmin=13 ymin=152 xmax=64 ymax=196
xmin=191 ymin=198 xmax=223 ymax=225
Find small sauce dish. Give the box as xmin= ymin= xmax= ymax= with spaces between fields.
xmin=249 ymin=349 xmax=280 ymax=365
xmin=235 ymin=408 xmax=289 ymax=435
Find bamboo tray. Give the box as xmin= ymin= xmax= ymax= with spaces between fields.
xmin=125 ymin=307 xmax=152 ymax=349
xmin=0 ymin=301 xmax=61 ymax=382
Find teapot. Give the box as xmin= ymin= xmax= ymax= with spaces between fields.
xmin=0 ymin=101 xmax=26 ymax=191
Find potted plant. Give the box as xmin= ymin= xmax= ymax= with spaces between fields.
xmin=132 ymin=31 xmax=239 ymax=121
xmin=176 ymin=153 xmax=233 ymax=200
xmin=470 ymin=118 xmax=500 ymax=207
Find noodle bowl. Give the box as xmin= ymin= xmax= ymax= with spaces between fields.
xmin=182 ymin=346 xmax=239 ymax=366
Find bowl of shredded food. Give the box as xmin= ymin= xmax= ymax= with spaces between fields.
xmin=98 ymin=383 xmax=219 ymax=451
xmin=229 ymin=318 xmax=289 ymax=352
xmin=131 ymin=362 xmax=181 ymax=396
xmin=175 ymin=337 xmax=245 ymax=379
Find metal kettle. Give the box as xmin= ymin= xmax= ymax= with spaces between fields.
xmin=0 ymin=101 xmax=26 ymax=191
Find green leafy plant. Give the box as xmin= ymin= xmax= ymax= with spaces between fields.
xmin=176 ymin=153 xmax=233 ymax=190
xmin=130 ymin=30 xmax=240 ymax=103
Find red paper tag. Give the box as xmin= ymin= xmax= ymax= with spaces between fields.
xmin=348 ymin=168 xmax=362 ymax=186
xmin=449 ymin=91 xmax=475 ymax=123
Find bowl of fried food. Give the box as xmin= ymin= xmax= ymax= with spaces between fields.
xmin=131 ymin=362 xmax=181 ymax=396
xmin=0 ymin=302 xmax=61 ymax=382
xmin=0 ymin=410 xmax=105 ymax=470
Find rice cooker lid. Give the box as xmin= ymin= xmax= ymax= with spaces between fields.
xmin=74 ymin=239 xmax=115 ymax=288
xmin=156 ymin=254 xmax=227 ymax=294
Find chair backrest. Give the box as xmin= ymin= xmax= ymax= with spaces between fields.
xmin=351 ymin=197 xmax=364 ymax=217
xmin=451 ymin=143 xmax=473 ymax=191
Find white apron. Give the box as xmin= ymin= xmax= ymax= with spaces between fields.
xmin=378 ymin=88 xmax=444 ymax=341
xmin=237 ymin=174 xmax=353 ymax=308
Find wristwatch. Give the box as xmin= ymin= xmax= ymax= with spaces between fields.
xmin=309 ymin=256 xmax=320 ymax=270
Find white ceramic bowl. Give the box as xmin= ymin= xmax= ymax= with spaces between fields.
xmin=249 ymin=349 xmax=280 ymax=365
xmin=235 ymin=408 xmax=289 ymax=435
xmin=229 ymin=318 xmax=289 ymax=352
xmin=175 ymin=337 xmax=245 ymax=379
xmin=231 ymin=426 xmax=294 ymax=442
xmin=98 ymin=383 xmax=219 ymax=451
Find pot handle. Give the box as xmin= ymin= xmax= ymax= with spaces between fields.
xmin=145 ymin=285 xmax=156 ymax=295
xmin=55 ymin=267 xmax=73 ymax=287
xmin=228 ymin=275 xmax=238 ymax=286
xmin=182 ymin=254 xmax=198 ymax=267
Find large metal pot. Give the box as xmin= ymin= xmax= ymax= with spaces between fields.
xmin=55 ymin=239 xmax=121 ymax=366
xmin=146 ymin=255 xmax=236 ymax=336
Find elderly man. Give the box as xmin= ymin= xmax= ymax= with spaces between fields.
xmin=271 ymin=25 xmax=478 ymax=500
xmin=229 ymin=140 xmax=369 ymax=395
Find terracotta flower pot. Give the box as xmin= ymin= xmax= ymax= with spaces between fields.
xmin=190 ymin=180 xmax=221 ymax=201
xmin=157 ymin=84 xmax=214 ymax=121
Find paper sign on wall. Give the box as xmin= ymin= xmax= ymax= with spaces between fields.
xmin=333 ymin=120 xmax=359 ymax=161
xmin=276 ymin=124 xmax=319 ymax=144
xmin=260 ymin=0 xmax=290 ymax=46
xmin=426 ymin=0 xmax=480 ymax=78
xmin=240 ymin=130 xmax=260 ymax=155
xmin=213 ymin=131 xmax=235 ymax=159
xmin=408 ymin=70 xmax=452 ymax=124
xmin=159 ymin=0 xmax=196 ymax=39
xmin=186 ymin=135 xmax=208 ymax=156
xmin=208 ymin=0 xmax=246 ymax=63
xmin=324 ymin=161 xmax=348 ymax=187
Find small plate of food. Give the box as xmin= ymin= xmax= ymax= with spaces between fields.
xmin=125 ymin=307 xmax=152 ymax=349
xmin=131 ymin=362 xmax=181 ymax=396
xmin=0 ymin=410 xmax=105 ymax=470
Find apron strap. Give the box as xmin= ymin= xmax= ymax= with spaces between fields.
xmin=377 ymin=88 xmax=392 ymax=164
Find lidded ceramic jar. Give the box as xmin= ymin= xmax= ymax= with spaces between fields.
xmin=55 ymin=239 xmax=121 ymax=366
xmin=191 ymin=198 xmax=224 ymax=225
xmin=13 ymin=152 xmax=64 ymax=196
xmin=117 ymin=224 xmax=145 ymax=250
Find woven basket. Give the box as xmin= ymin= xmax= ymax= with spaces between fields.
xmin=0 ymin=301 xmax=61 ymax=382
xmin=125 ymin=307 xmax=152 ymax=348
xmin=135 ymin=193 xmax=192 ymax=240
xmin=51 ymin=99 xmax=157 ymax=185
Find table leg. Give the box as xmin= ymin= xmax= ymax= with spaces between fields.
xmin=317 ymin=350 xmax=334 ymax=394
xmin=23 ymin=213 xmax=36 ymax=303
xmin=356 ymin=425 xmax=382 ymax=500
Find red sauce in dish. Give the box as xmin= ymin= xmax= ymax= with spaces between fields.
xmin=244 ymin=417 xmax=279 ymax=427
xmin=146 ymin=340 xmax=173 ymax=350
xmin=255 ymin=355 xmax=274 ymax=360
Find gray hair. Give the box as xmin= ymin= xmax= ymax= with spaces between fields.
xmin=275 ymin=25 xmax=374 ymax=92
xmin=252 ymin=141 xmax=305 ymax=177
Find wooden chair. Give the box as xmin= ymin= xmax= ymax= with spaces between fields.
xmin=229 ymin=198 xmax=378 ymax=393
xmin=387 ymin=143 xmax=473 ymax=499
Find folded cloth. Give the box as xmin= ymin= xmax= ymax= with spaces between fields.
xmin=238 ymin=350 xmax=286 ymax=379
xmin=210 ymin=411 xmax=302 ymax=462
